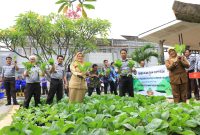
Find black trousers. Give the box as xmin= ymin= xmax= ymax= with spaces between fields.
xmin=119 ymin=76 xmax=134 ymax=97
xmin=4 ymin=77 xmax=17 ymax=104
xmin=42 ymin=86 xmax=48 ymax=95
xmin=21 ymin=86 xmax=25 ymax=92
xmin=187 ymin=70 xmax=199 ymax=99
xmin=24 ymin=83 xmax=41 ymax=108
xmin=104 ymin=81 xmax=118 ymax=95
xmin=88 ymin=87 xmax=101 ymax=96
xmin=46 ymin=78 xmax=63 ymax=104
xmin=110 ymin=81 xmax=118 ymax=95
xmin=104 ymin=82 xmax=109 ymax=94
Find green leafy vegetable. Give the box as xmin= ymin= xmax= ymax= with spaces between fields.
xmin=105 ymin=68 xmax=111 ymax=74
xmin=40 ymin=63 xmax=47 ymax=72
xmin=77 ymin=62 xmax=92 ymax=72
xmin=48 ymin=58 xmax=54 ymax=65
xmin=174 ymin=44 xmax=186 ymax=55
xmin=22 ymin=62 xmax=33 ymax=72
xmin=128 ymin=60 xmax=135 ymax=68
xmin=98 ymin=70 xmax=104 ymax=76
xmin=114 ymin=59 xmax=122 ymax=69
xmin=2 ymin=94 xmax=200 ymax=134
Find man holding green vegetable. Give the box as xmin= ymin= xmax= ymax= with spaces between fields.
xmin=117 ymin=49 xmax=135 ymax=97
xmin=46 ymin=55 xmax=67 ymax=104
xmin=88 ymin=64 xmax=101 ymax=96
xmin=23 ymin=55 xmax=41 ymax=108
xmin=2 ymin=56 xmax=19 ymax=105
xmin=102 ymin=60 xmax=111 ymax=94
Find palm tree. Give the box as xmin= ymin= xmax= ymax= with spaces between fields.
xmin=131 ymin=44 xmax=158 ymax=64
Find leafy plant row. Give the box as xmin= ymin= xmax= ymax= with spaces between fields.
xmin=1 ymin=95 xmax=200 ymax=135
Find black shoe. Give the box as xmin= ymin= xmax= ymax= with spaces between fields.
xmin=5 ymin=103 xmax=11 ymax=106
xmin=195 ymin=97 xmax=200 ymax=100
xmin=13 ymin=102 xmax=19 ymax=105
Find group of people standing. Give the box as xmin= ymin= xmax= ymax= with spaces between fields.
xmin=165 ymin=48 xmax=200 ymax=103
xmin=69 ymin=49 xmax=136 ymax=103
xmin=3 ymin=47 xmax=199 ymax=107
xmin=87 ymin=49 xmax=137 ymax=97
xmin=1 ymin=55 xmax=67 ymax=108
xmin=1 ymin=49 xmax=136 ymax=108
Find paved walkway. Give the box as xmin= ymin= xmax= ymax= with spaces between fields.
xmin=0 ymin=105 xmax=20 ymax=129
xmin=0 ymin=98 xmax=20 ymax=129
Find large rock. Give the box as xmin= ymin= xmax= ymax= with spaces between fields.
xmin=173 ymin=1 xmax=200 ymax=23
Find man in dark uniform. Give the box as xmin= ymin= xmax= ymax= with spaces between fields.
xmin=46 ymin=55 xmax=67 ymax=104
xmin=2 ymin=56 xmax=19 ymax=105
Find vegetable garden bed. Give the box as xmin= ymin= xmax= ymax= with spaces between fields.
xmin=0 ymin=95 xmax=200 ymax=135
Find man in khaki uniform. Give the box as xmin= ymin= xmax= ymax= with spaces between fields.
xmin=165 ymin=48 xmax=190 ymax=103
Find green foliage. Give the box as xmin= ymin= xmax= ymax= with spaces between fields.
xmin=174 ymin=44 xmax=186 ymax=55
xmin=48 ymin=58 xmax=54 ymax=65
xmin=131 ymin=44 xmax=158 ymax=64
xmin=106 ymin=68 xmax=111 ymax=75
xmin=0 ymin=12 xmax=111 ymax=66
xmin=0 ymin=28 xmax=28 ymax=59
xmin=40 ymin=63 xmax=47 ymax=72
xmin=98 ymin=70 xmax=105 ymax=76
xmin=128 ymin=60 xmax=135 ymax=68
xmin=114 ymin=59 xmax=122 ymax=69
xmin=2 ymin=95 xmax=200 ymax=134
xmin=77 ymin=62 xmax=92 ymax=72
xmin=3 ymin=95 xmax=200 ymax=134
xmin=22 ymin=62 xmax=33 ymax=72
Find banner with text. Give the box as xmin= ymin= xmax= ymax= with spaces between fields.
xmin=133 ymin=65 xmax=172 ymax=97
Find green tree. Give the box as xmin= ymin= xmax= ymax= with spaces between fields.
xmin=131 ymin=44 xmax=159 ymax=64
xmin=0 ymin=11 xmax=111 ymax=66
xmin=0 ymin=28 xmax=28 ymax=59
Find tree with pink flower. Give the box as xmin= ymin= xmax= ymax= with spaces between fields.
xmin=56 ymin=0 xmax=96 ymax=18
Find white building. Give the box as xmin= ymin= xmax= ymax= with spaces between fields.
xmin=0 ymin=35 xmax=161 ymax=73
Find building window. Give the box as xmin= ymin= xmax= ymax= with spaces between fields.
xmin=99 ymin=49 xmax=106 ymax=53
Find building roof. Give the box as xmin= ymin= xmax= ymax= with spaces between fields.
xmin=138 ymin=20 xmax=200 ymax=50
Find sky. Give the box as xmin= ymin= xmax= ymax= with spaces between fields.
xmin=0 ymin=0 xmax=199 ymax=38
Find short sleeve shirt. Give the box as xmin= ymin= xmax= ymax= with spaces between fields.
xmin=50 ymin=64 xmax=65 ymax=79
xmin=2 ymin=64 xmax=15 ymax=78
xmin=26 ymin=66 xmax=40 ymax=83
